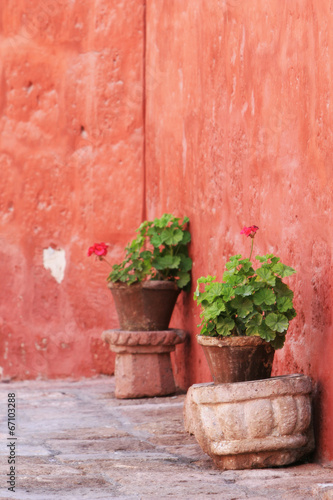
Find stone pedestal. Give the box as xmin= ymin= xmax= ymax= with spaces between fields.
xmin=184 ymin=374 xmax=315 ymax=470
xmin=102 ymin=329 xmax=186 ymax=399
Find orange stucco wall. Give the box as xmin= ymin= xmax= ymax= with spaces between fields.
xmin=0 ymin=0 xmax=145 ymax=378
xmin=145 ymin=0 xmax=333 ymax=462
xmin=1 ymin=0 xmax=333 ymax=463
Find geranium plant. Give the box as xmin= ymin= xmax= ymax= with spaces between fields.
xmin=88 ymin=242 xmax=109 ymax=258
xmin=194 ymin=226 xmax=296 ymax=349
xmin=88 ymin=214 xmax=192 ymax=291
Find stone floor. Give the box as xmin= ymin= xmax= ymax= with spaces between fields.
xmin=0 ymin=376 xmax=333 ymax=500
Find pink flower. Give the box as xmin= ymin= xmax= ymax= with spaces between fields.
xmin=88 ymin=242 xmax=109 ymax=257
xmin=240 ymin=225 xmax=259 ymax=238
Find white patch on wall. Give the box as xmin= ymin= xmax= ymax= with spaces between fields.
xmin=43 ymin=247 xmax=66 ymax=284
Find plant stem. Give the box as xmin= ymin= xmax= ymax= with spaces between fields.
xmin=249 ymin=238 xmax=254 ymax=261
xmin=101 ymin=257 xmax=113 ymax=268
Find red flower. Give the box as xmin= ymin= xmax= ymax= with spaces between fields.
xmin=240 ymin=225 xmax=259 ymax=238
xmin=88 ymin=242 xmax=109 ymax=257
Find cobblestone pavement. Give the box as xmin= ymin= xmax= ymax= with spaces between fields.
xmin=0 ymin=376 xmax=333 ymax=499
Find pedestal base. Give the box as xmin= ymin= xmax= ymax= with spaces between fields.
xmin=102 ymin=329 xmax=186 ymax=399
xmin=184 ymin=374 xmax=315 ymax=470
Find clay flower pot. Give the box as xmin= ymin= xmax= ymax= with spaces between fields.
xmin=108 ymin=280 xmax=180 ymax=331
xmin=197 ymin=335 xmax=274 ymax=384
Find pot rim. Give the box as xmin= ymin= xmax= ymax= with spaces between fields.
xmin=196 ymin=334 xmax=273 ymax=348
xmin=187 ymin=374 xmax=312 ymax=404
xmin=108 ymin=279 xmax=179 ymax=291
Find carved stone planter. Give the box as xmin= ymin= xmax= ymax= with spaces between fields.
xmin=184 ymin=374 xmax=315 ymax=470
xmin=102 ymin=329 xmax=186 ymax=399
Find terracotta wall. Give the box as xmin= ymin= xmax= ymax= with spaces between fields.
xmin=145 ymin=0 xmax=333 ymax=462
xmin=1 ymin=0 xmax=333 ymax=463
xmin=0 ymin=0 xmax=145 ymax=378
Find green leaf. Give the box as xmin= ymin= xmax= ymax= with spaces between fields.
xmin=179 ymin=255 xmax=192 ymax=272
xmin=281 ymin=265 xmax=296 ymax=277
xmin=225 ymin=261 xmax=237 ymax=271
xmin=153 ymin=213 xmax=175 ymax=228
xmin=249 ymin=312 xmax=263 ymax=325
xmin=272 ymin=262 xmax=296 ymax=278
xmin=127 ymin=235 xmax=145 ymax=253
xmin=276 ymin=295 xmax=294 ymax=312
xmin=197 ymin=275 xmax=216 ymax=285
xmin=258 ymin=324 xmax=276 ymax=341
xmin=140 ymin=250 xmax=153 ymax=260
xmin=258 ymin=253 xmax=279 ymax=263
xmin=274 ymin=279 xmax=294 ymax=298
xmin=204 ymin=283 xmax=225 ymax=302
xmin=270 ymin=334 xmax=286 ymax=349
xmin=137 ymin=220 xmax=149 ymax=231
xmin=230 ymin=296 xmax=254 ymax=318
xmin=250 ymin=280 xmax=264 ymax=292
xmin=256 ymin=267 xmax=276 ymax=286
xmin=246 ymin=313 xmax=263 ymax=336
xmin=227 ymin=255 xmax=242 ymax=265
xmin=255 ymin=255 xmax=269 ymax=263
xmin=160 ymin=227 xmax=184 ymax=245
xmin=222 ymin=271 xmax=244 ymax=286
xmin=253 ymin=288 xmax=276 ymax=306
xmin=271 ymin=262 xmax=284 ymax=275
xmin=201 ymin=299 xmax=226 ymax=321
xmin=177 ymin=271 xmax=191 ymax=289
xmin=265 ymin=313 xmax=289 ymax=333
xmin=225 ymin=255 xmax=243 ymax=271
xmin=246 ymin=325 xmax=260 ymax=336
xmin=181 ymin=231 xmax=191 ymax=245
xmin=238 ymin=259 xmax=253 ymax=273
xmin=216 ymin=317 xmax=235 ymax=336
xmin=198 ymin=323 xmax=208 ymax=335
xmin=234 ymin=285 xmax=253 ymax=297
xmin=150 ymin=234 xmax=163 ymax=247
xmin=206 ymin=321 xmax=216 ymax=332
xmin=154 ymin=255 xmax=181 ymax=270
xmin=221 ymin=284 xmax=235 ymax=301
xmin=194 ymin=290 xmax=207 ymax=304
xmin=284 ymin=308 xmax=297 ymax=321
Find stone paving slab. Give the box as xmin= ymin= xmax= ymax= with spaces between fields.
xmin=0 ymin=376 xmax=332 ymax=499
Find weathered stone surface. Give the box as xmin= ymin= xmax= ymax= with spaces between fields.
xmin=0 ymin=377 xmax=331 ymax=500
xmin=184 ymin=375 xmax=315 ymax=470
xmin=103 ymin=329 xmax=187 ymax=398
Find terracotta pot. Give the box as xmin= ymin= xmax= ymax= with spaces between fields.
xmin=197 ymin=335 xmax=274 ymax=384
xmin=108 ymin=280 xmax=180 ymax=331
